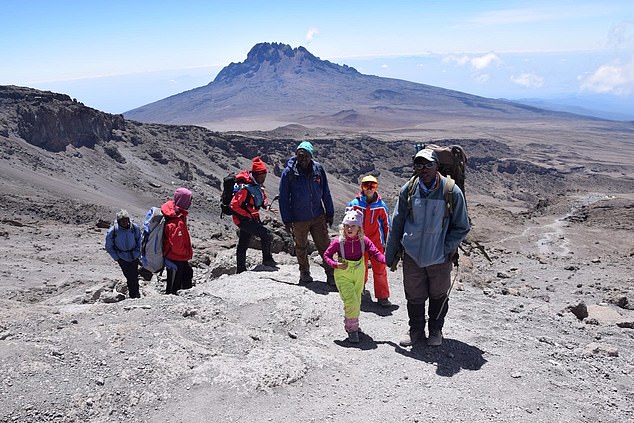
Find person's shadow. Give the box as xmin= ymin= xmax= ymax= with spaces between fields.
xmin=360 ymin=297 xmax=399 ymax=316
xmin=385 ymin=338 xmax=488 ymax=377
xmin=334 ymin=334 xmax=487 ymax=377
xmin=333 ymin=331 xmax=379 ymax=351
xmin=295 ymin=278 xmax=338 ymax=296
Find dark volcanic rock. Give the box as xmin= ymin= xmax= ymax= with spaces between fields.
xmin=1 ymin=85 xmax=124 ymax=152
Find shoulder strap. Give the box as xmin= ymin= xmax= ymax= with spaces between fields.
xmin=111 ymin=222 xmax=118 ymax=250
xmin=339 ymin=237 xmax=346 ymax=261
xmin=443 ymin=176 xmax=455 ymax=223
xmin=339 ymin=236 xmax=365 ymax=261
xmin=406 ymin=175 xmax=418 ymax=219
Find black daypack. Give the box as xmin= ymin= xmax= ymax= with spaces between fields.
xmin=220 ymin=173 xmax=237 ymax=217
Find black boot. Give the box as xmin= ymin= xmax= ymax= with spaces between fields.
xmin=399 ymin=302 xmax=426 ymax=346
xmin=428 ymin=295 xmax=449 ymax=346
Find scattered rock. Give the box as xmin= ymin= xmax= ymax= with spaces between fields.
xmin=583 ymin=342 xmax=619 ymax=357
xmin=603 ymin=293 xmax=629 ymax=309
xmin=101 ymin=292 xmax=126 ymax=303
xmin=566 ymin=302 xmax=588 ymax=320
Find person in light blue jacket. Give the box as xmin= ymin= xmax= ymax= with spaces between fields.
xmin=279 ymin=141 xmax=335 ymax=285
xmin=385 ymin=148 xmax=470 ymax=347
xmin=105 ymin=209 xmax=142 ymax=298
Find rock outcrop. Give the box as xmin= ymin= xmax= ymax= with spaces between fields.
xmin=1 ymin=85 xmax=124 ymax=152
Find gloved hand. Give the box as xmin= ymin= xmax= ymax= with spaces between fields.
xmin=325 ymin=215 xmax=334 ymax=228
xmin=164 ymin=258 xmax=178 ymax=271
xmin=448 ymin=249 xmax=459 ymax=267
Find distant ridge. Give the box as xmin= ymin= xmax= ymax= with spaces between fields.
xmin=123 ymin=42 xmax=594 ymax=131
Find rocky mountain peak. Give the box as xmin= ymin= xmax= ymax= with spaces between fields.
xmin=212 ymin=42 xmax=359 ymax=83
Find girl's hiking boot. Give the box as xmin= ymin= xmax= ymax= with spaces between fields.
xmin=399 ymin=329 xmax=424 ymax=347
xmin=347 ymin=331 xmax=359 ymax=343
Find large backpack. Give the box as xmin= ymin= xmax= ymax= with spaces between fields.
xmin=220 ymin=173 xmax=237 ymax=217
xmin=408 ymin=143 xmax=468 ymax=220
xmin=415 ymin=143 xmax=467 ymax=194
xmin=220 ymin=172 xmax=259 ymax=218
xmin=140 ymin=207 xmax=165 ymax=273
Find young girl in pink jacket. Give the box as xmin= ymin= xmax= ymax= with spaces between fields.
xmin=323 ymin=208 xmax=386 ymax=343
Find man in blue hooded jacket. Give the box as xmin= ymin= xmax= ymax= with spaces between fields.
xmin=105 ymin=209 xmax=143 ymax=298
xmin=279 ymin=141 xmax=336 ymax=285
xmin=385 ymin=148 xmax=470 ymax=347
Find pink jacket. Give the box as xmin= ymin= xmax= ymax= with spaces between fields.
xmin=323 ymin=235 xmax=385 ymax=268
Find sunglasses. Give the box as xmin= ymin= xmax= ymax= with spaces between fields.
xmin=413 ymin=162 xmax=436 ymax=170
xmin=362 ymin=182 xmax=378 ymax=189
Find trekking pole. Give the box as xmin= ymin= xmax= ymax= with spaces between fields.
xmin=435 ymin=262 xmax=460 ymax=320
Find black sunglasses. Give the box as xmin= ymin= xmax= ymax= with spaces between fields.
xmin=413 ymin=162 xmax=436 ymax=170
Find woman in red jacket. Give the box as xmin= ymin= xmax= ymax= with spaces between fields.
xmin=161 ymin=187 xmax=193 ymax=294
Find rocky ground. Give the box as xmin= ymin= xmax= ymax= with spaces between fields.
xmin=0 ymin=190 xmax=632 ymax=423
xmin=1 ymin=86 xmax=633 ymax=422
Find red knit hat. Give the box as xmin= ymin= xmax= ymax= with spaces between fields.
xmin=251 ymin=156 xmax=267 ymax=175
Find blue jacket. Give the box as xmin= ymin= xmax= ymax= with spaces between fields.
xmin=105 ymin=222 xmax=142 ymax=262
xmin=279 ymin=156 xmax=334 ymax=224
xmin=347 ymin=192 xmax=390 ymax=247
xmin=385 ymin=174 xmax=470 ymax=268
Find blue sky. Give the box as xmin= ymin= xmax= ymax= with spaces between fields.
xmin=1 ymin=0 xmax=633 ymax=115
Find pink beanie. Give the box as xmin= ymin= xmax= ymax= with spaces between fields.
xmin=174 ymin=187 xmax=192 ymax=210
xmin=342 ymin=208 xmax=363 ymax=227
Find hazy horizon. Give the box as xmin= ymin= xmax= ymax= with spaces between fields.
xmin=2 ymin=1 xmax=632 ymax=118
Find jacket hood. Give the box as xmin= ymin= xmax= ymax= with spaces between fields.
xmin=285 ymin=156 xmax=298 ymax=170
xmin=161 ymin=200 xmax=188 ymax=218
xmin=235 ymin=169 xmax=255 ymax=184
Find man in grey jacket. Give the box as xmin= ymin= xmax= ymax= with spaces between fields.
xmin=385 ymin=148 xmax=470 ymax=347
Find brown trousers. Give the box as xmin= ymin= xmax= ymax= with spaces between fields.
xmin=402 ymin=253 xmax=452 ymax=304
xmin=292 ymin=214 xmax=333 ymax=276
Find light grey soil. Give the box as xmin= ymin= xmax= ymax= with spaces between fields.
xmin=1 ymin=192 xmax=632 ymax=423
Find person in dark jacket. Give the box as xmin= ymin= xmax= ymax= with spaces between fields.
xmin=385 ymin=148 xmax=470 ymax=347
xmin=105 ymin=209 xmax=142 ymax=298
xmin=231 ymin=156 xmax=277 ymax=273
xmin=161 ymin=187 xmax=193 ymax=295
xmin=279 ymin=141 xmax=335 ymax=285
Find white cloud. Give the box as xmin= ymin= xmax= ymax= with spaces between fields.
xmin=471 ymin=53 xmax=501 ymax=70
xmin=511 ymin=73 xmax=545 ymax=88
xmin=381 ymin=64 xmax=389 ymax=69
xmin=305 ymin=27 xmax=319 ymax=43
xmin=580 ymin=56 xmax=634 ymax=95
xmin=443 ymin=53 xmax=501 ymax=70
